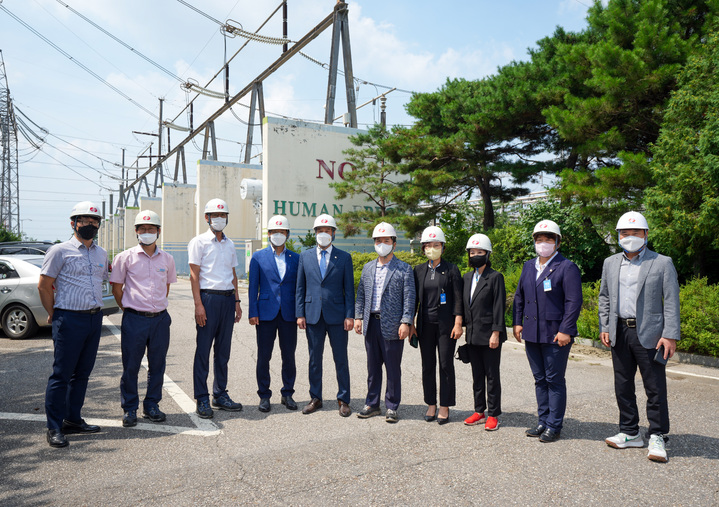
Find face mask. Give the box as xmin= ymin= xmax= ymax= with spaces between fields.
xmin=468 ymin=254 xmax=487 ymax=268
xmin=375 ymin=242 xmax=393 ymax=257
xmin=535 ymin=241 xmax=556 ymax=258
xmin=138 ymin=233 xmax=158 ymax=245
xmin=76 ymin=224 xmax=98 ymax=240
xmin=316 ymin=232 xmax=332 ymax=248
xmin=619 ymin=234 xmax=646 ymax=253
xmin=270 ymin=233 xmax=287 ymax=247
xmin=210 ymin=217 xmax=227 ymax=231
xmin=425 ymin=246 xmax=442 ymax=261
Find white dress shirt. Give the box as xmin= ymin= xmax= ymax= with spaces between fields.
xmin=187 ymin=229 xmax=238 ymax=290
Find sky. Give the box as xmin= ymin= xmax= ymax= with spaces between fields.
xmin=0 ymin=0 xmax=596 ymax=242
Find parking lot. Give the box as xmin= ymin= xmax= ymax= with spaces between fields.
xmin=1 ymin=279 xmax=718 ymax=506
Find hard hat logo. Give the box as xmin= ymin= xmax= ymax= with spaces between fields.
xmin=143 ymin=216 xmax=150 ymax=220
xmin=90 ymin=207 xmax=98 ymax=213
xmin=629 ymin=218 xmax=636 ymax=223
xmin=217 ymin=204 xmax=224 ymax=209
xmin=429 ymin=233 xmax=436 ymax=238
xmin=321 ymin=219 xmax=328 ymax=223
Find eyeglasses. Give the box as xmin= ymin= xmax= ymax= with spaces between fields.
xmin=76 ymin=218 xmax=100 ymax=226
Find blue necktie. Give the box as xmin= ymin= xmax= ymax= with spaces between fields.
xmin=320 ymin=250 xmax=327 ymax=278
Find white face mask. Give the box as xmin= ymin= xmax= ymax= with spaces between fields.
xmin=137 ymin=233 xmax=157 ymax=245
xmin=619 ymin=234 xmax=645 ymax=253
xmin=535 ymin=241 xmax=556 ymax=258
xmin=270 ymin=233 xmax=287 ymax=247
xmin=375 ymin=242 xmax=393 ymax=257
xmin=210 ymin=217 xmax=227 ymax=231
xmin=316 ymin=232 xmax=332 ymax=248
xmin=425 ymin=246 xmax=442 ymax=261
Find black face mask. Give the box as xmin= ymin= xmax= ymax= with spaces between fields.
xmin=76 ymin=224 xmax=98 ymax=240
xmin=468 ymin=254 xmax=488 ymax=268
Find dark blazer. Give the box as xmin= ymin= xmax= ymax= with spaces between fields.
xmin=414 ymin=260 xmax=463 ymax=337
xmin=463 ymin=266 xmax=507 ymax=346
xmin=296 ymin=246 xmax=355 ymax=326
xmin=512 ymin=253 xmax=583 ymax=343
xmin=248 ymin=246 xmax=299 ymax=322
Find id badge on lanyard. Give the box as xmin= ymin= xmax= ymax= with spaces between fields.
xmin=440 ymin=290 xmax=447 ymax=305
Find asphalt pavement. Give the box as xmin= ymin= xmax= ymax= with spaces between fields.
xmin=1 ymin=279 xmax=718 ymax=506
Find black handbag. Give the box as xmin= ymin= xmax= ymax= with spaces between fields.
xmin=455 ymin=344 xmax=470 ymax=364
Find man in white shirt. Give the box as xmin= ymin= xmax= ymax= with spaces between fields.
xmin=188 ymin=198 xmax=243 ymax=419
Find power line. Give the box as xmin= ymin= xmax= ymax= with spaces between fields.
xmin=54 ymin=0 xmax=185 ymax=84
xmin=0 ymin=4 xmax=156 ymax=118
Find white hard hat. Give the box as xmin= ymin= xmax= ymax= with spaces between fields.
xmin=421 ymin=226 xmax=446 ymax=244
xmin=532 ymin=220 xmax=561 ymax=238
xmin=134 ymin=210 xmax=161 ymax=227
xmin=313 ymin=214 xmax=337 ymax=230
xmin=372 ymin=222 xmax=397 ymax=238
xmin=204 ymin=198 xmax=229 ymax=214
xmin=616 ymin=211 xmax=649 ymax=230
xmin=267 ymin=215 xmax=290 ymax=231
xmin=70 ymin=201 xmax=102 ymax=219
xmin=466 ymin=233 xmax=492 ymax=252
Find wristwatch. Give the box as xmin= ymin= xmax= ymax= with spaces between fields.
xmin=235 ymin=299 xmax=242 ymax=303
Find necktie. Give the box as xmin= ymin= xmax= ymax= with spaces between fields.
xmin=320 ymin=249 xmax=327 ymax=278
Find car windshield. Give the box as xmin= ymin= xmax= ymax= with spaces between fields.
xmin=25 ymin=258 xmax=44 ymax=269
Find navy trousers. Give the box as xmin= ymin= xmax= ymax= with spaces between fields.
xmin=120 ymin=310 xmax=171 ymax=411
xmin=193 ymin=292 xmax=235 ymax=401
xmin=364 ymin=317 xmax=405 ymax=411
xmin=612 ymin=322 xmax=669 ymax=436
xmin=45 ymin=309 xmax=103 ymax=430
xmin=306 ymin=315 xmax=350 ymax=403
xmin=524 ymin=340 xmax=572 ymax=432
xmin=468 ymin=343 xmax=502 ymax=417
xmin=256 ymin=314 xmax=297 ymax=399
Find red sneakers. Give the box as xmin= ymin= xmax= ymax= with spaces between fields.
xmin=463 ymin=412 xmax=486 ymax=426
xmin=485 ymin=416 xmax=499 ymax=431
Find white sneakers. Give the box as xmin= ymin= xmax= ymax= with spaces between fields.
xmin=605 ymin=432 xmax=668 ymax=462
xmin=647 ymin=434 xmax=668 ymax=463
xmin=605 ymin=432 xmax=644 ymax=449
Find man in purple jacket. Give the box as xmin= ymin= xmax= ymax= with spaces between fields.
xmin=513 ymin=220 xmax=582 ymax=443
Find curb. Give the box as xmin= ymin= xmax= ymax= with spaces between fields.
xmin=574 ymin=337 xmax=719 ymax=369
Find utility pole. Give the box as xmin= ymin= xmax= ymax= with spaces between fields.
xmin=0 ymin=50 xmax=20 ymax=235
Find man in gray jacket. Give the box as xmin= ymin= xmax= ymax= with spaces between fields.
xmin=598 ymin=211 xmax=680 ymax=463
xmin=354 ymin=222 xmax=415 ymax=423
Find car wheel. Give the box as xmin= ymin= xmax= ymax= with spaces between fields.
xmin=3 ymin=305 xmax=38 ymax=340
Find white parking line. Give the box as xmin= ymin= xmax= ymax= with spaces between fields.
xmin=665 ymin=368 xmax=719 ymax=381
xmin=104 ymin=322 xmax=221 ymax=435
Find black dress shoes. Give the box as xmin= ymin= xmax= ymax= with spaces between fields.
xmin=526 ymin=424 xmax=546 ymax=437
xmin=281 ymin=396 xmax=298 ymax=410
xmin=62 ymin=419 xmax=101 ymax=434
xmin=123 ymin=410 xmax=138 ymax=427
xmin=437 ymin=415 xmax=450 ymax=425
xmin=47 ymin=429 xmax=68 ymax=448
xmin=302 ymin=398 xmax=323 ymax=414
xmin=338 ymin=400 xmax=352 ymax=417
xmin=258 ymin=398 xmax=271 ymax=413
xmin=539 ymin=428 xmax=561 ymax=443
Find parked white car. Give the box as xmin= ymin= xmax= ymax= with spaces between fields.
xmin=0 ymin=255 xmax=119 ymax=339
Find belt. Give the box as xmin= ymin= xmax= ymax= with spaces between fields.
xmin=370 ymin=313 xmax=381 ymax=320
xmin=56 ymin=307 xmax=103 ymax=315
xmin=125 ymin=308 xmax=167 ymax=318
xmin=200 ymin=289 xmax=235 ymax=296
xmin=619 ymin=317 xmax=637 ymax=328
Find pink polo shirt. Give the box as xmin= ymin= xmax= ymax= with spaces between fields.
xmin=110 ymin=245 xmax=177 ymax=312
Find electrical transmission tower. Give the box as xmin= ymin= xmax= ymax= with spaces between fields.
xmin=0 ymin=50 xmax=20 ymax=235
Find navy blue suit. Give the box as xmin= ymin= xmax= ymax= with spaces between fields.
xmin=296 ymin=246 xmax=355 ymax=403
xmin=249 ymin=246 xmax=299 ymax=399
xmin=513 ymin=253 xmax=582 ymax=432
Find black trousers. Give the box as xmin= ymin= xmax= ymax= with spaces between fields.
xmin=612 ymin=321 xmax=670 ymax=436
xmin=419 ymin=322 xmax=456 ymax=407
xmin=468 ymin=343 xmax=502 ymax=417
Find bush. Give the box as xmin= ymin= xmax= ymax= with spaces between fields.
xmin=577 ymin=280 xmax=601 ymax=341
xmin=350 ymin=250 xmax=425 ymax=288
xmin=677 ymin=277 xmax=719 ymax=357
xmin=502 ymin=264 xmax=523 ymax=327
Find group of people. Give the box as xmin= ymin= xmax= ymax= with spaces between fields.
xmin=38 ymin=200 xmax=680 ymax=463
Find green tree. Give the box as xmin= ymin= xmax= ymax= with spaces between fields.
xmin=331 ymin=125 xmax=409 ymax=237
xmin=644 ymin=25 xmax=719 ymax=281
xmin=0 ymin=227 xmax=21 ymax=242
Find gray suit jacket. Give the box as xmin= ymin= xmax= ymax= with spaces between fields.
xmin=355 ymin=256 xmax=416 ymax=340
xmin=598 ymin=249 xmax=680 ymax=348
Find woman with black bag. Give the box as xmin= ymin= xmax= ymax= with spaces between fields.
xmin=411 ymin=226 xmax=464 ymax=425
xmin=461 ymin=234 xmax=506 ymax=431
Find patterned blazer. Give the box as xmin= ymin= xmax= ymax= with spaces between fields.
xmin=355 ymin=256 xmax=416 ymax=340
